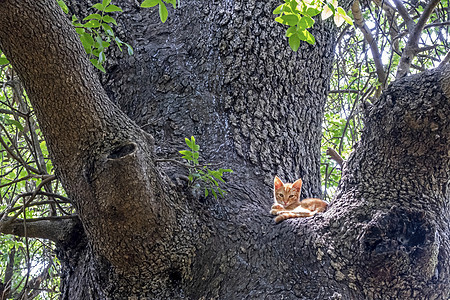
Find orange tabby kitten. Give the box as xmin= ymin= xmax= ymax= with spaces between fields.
xmin=270 ymin=176 xmax=328 ymax=223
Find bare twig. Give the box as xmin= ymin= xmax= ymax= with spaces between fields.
xmin=329 ymin=89 xmax=361 ymax=94
xmin=155 ymin=158 xmax=223 ymax=169
xmin=391 ymin=0 xmax=415 ymax=31
xmin=0 ymin=175 xmax=56 ymax=232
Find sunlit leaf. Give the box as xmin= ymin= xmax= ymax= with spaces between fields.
xmin=159 ymin=1 xmax=169 ymax=23
xmin=141 ymin=0 xmax=159 ymax=7
xmin=289 ymin=34 xmax=301 ymax=51
xmin=104 ymin=4 xmax=123 ymax=12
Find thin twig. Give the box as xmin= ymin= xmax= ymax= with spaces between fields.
xmin=155 ymin=158 xmax=223 ymax=168
xmin=0 ymin=175 xmax=56 ymax=231
xmin=391 ymin=0 xmax=415 ymax=31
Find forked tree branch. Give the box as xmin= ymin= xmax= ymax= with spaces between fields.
xmin=396 ymin=0 xmax=441 ymax=78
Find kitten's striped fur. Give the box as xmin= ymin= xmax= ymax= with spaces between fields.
xmin=270 ymin=176 xmax=328 ymax=223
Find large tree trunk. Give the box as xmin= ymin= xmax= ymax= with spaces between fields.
xmin=0 ymin=0 xmax=448 ymax=299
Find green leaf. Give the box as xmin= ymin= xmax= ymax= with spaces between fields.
xmin=289 ymin=34 xmax=301 ymax=51
xmin=275 ymin=16 xmax=285 ymax=24
xmin=209 ymin=171 xmax=225 ymax=183
xmin=81 ymin=32 xmax=95 ymax=47
xmin=327 ymin=3 xmax=336 ymax=15
xmin=92 ymin=3 xmax=105 ymax=11
xmin=159 ymin=2 xmax=168 ymax=23
xmin=84 ymin=20 xmax=101 ymax=28
xmin=179 ymin=150 xmax=192 ymax=155
xmin=102 ymin=15 xmax=118 ymax=25
xmin=102 ymin=23 xmax=114 ymax=35
xmin=304 ymin=29 xmax=316 ymax=44
xmin=281 ymin=14 xmax=298 ymax=26
xmin=299 ymin=15 xmax=314 ymax=28
xmin=83 ymin=13 xmax=103 ymax=21
xmin=211 ymin=189 xmax=217 ymax=199
xmin=98 ymin=51 xmax=106 ymax=64
xmin=90 ymin=58 xmax=106 ymax=72
xmin=141 ymin=0 xmax=159 ymax=7
xmin=288 ymin=1 xmax=298 ymax=13
xmin=305 ymin=7 xmax=320 ymax=17
xmin=273 ymin=4 xmax=284 ymax=14
xmin=0 ymin=57 xmax=9 ymax=65
xmin=104 ymin=4 xmax=123 ymax=12
xmin=4 ymin=119 xmax=23 ymax=131
xmin=75 ymin=28 xmax=85 ymax=35
xmin=102 ymin=0 xmax=112 ymax=7
xmin=185 ymin=137 xmax=193 ymax=149
xmin=205 ymin=188 xmax=209 ymax=197
xmin=164 ymin=0 xmax=177 ymax=9
xmin=285 ymin=26 xmax=297 ymax=37
xmin=339 ymin=8 xmax=353 ymax=25
xmin=282 ymin=4 xmax=292 ymax=13
xmin=186 ymin=136 xmax=197 ymax=150
xmin=125 ymin=43 xmax=134 ymax=55
xmin=57 ymin=0 xmax=69 ymax=14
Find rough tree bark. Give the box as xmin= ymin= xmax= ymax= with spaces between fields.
xmin=0 ymin=0 xmax=448 ymax=299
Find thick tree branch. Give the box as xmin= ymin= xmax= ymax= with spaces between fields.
xmin=0 ymin=217 xmax=78 ymax=243
xmin=0 ymin=0 xmax=191 ymax=277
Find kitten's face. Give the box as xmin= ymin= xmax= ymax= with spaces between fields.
xmin=273 ymin=176 xmax=302 ymax=207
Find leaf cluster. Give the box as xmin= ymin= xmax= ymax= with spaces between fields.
xmin=274 ymin=0 xmax=352 ymax=51
xmin=57 ymin=0 xmax=133 ymax=72
xmin=141 ymin=0 xmax=178 ymax=23
xmin=179 ymin=136 xmax=233 ymax=199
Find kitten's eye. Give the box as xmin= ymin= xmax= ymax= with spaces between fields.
xmin=277 ymin=193 xmax=284 ymax=198
xmin=289 ymin=195 xmax=295 ymax=198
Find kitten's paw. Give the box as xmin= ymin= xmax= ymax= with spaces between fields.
xmin=270 ymin=209 xmax=279 ymax=215
xmin=270 ymin=204 xmax=284 ymax=215
xmin=276 ymin=210 xmax=288 ymax=215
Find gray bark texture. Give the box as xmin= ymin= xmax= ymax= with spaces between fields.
xmin=0 ymin=0 xmax=448 ymax=299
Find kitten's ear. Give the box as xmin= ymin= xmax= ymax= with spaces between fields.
xmin=274 ymin=176 xmax=284 ymax=190
xmin=292 ymin=178 xmax=303 ymax=191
